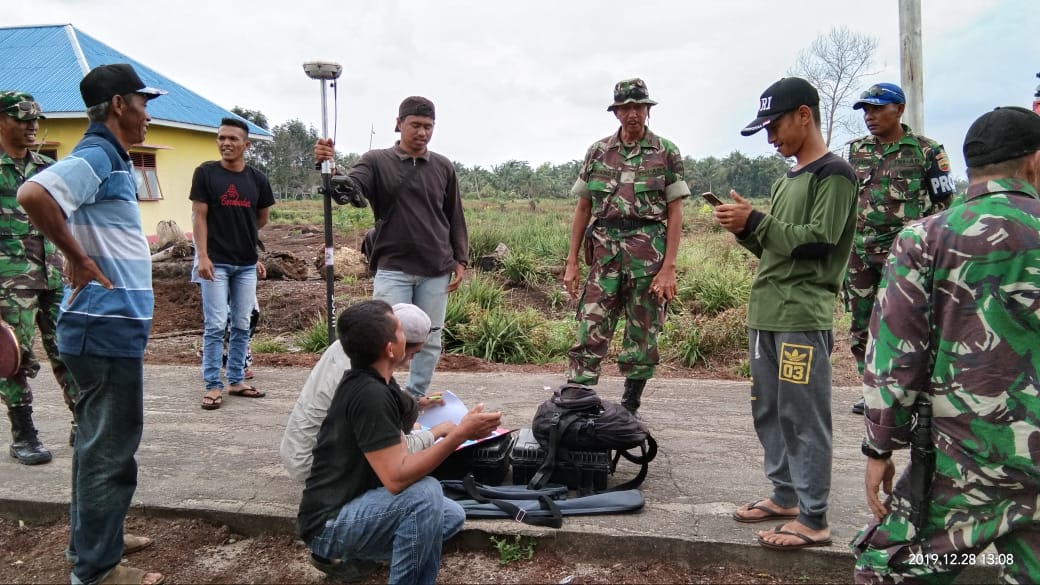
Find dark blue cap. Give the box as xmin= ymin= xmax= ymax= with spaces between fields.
xmin=853 ymin=83 xmax=906 ymax=110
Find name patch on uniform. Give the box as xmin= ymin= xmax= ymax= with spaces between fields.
xmin=778 ymin=342 xmax=813 ymax=385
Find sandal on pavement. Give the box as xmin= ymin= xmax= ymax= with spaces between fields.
xmin=99 ymin=564 xmax=165 ymax=585
xmin=229 ymin=385 xmax=265 ymax=398
xmin=756 ymin=523 xmax=832 ymax=550
xmin=201 ymin=391 xmax=223 ymax=410
xmin=732 ymin=499 xmax=800 ymax=523
xmin=123 ymin=533 xmax=153 ymax=555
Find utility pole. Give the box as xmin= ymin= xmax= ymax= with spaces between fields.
xmin=1033 ymin=72 xmax=1040 ymax=115
xmin=899 ymin=0 xmax=924 ymax=133
xmin=368 ymin=123 xmax=375 ymax=151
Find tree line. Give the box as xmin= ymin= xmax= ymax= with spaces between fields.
xmin=232 ymin=25 xmax=930 ymax=201
xmin=232 ymin=107 xmax=791 ymax=202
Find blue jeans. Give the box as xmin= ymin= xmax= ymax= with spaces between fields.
xmin=308 ymin=476 xmax=464 ymax=585
xmin=372 ymin=270 xmax=450 ymax=396
xmin=62 ymin=355 xmax=144 ymax=585
xmin=200 ymin=264 xmax=257 ymax=389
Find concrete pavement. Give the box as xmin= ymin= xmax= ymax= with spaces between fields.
xmin=0 ymin=364 xmax=995 ymax=582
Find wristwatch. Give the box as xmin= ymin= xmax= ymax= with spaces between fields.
xmin=861 ymin=439 xmax=892 ymax=460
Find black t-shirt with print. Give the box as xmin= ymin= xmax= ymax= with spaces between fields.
xmin=189 ymin=161 xmax=274 ymax=265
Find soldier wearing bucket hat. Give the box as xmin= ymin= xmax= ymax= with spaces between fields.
xmin=719 ymin=77 xmax=857 ymax=550
xmin=17 ymin=62 xmax=166 ymax=585
xmin=852 ymin=106 xmax=1040 ymax=583
xmin=0 ymin=90 xmax=78 ymax=465
xmin=843 ymin=82 xmax=955 ymax=416
xmin=563 ymin=78 xmax=690 ymax=417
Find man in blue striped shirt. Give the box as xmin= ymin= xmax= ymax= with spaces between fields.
xmin=18 ymin=63 xmax=165 ymax=585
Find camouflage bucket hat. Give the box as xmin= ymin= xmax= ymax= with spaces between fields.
xmin=607 ymin=78 xmax=658 ymax=111
xmin=0 ymin=91 xmax=45 ymax=121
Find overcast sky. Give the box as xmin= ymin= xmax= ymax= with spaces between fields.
xmin=7 ymin=0 xmax=1036 ymax=178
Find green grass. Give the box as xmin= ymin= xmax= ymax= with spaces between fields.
xmin=257 ymin=197 xmax=851 ymax=375
xmin=251 ymin=337 xmax=288 ymax=354
xmin=297 ymin=315 xmax=332 ymax=353
xmin=489 ymin=535 xmax=536 ymax=565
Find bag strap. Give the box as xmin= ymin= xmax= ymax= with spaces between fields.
xmin=527 ymin=411 xmax=580 ymax=491
xmin=606 ymin=435 xmax=658 ymax=492
xmin=461 ymin=474 xmax=563 ymax=528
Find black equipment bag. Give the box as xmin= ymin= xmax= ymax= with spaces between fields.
xmin=529 ymin=383 xmax=657 ymax=494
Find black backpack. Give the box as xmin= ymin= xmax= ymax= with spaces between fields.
xmin=529 ymin=383 xmax=657 ymax=493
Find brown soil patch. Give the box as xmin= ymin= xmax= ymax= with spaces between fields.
xmin=0 ymin=515 xmax=809 ymax=584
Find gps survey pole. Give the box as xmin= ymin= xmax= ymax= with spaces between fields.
xmin=303 ymin=60 xmax=343 ymax=344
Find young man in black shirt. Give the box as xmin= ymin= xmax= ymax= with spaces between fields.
xmin=298 ymin=300 xmax=500 ymax=584
xmin=191 ymin=117 xmax=274 ymax=409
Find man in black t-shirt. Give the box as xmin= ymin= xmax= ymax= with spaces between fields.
xmin=190 ymin=117 xmax=274 ymax=410
xmin=298 ymin=300 xmax=500 ymax=585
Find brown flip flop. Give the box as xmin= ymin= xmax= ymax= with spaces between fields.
xmin=201 ymin=391 xmax=223 ymax=410
xmin=123 ymin=533 xmax=154 ymax=555
xmin=99 ymin=564 xmax=165 ymax=585
xmin=732 ymin=499 xmax=799 ymax=523
xmin=229 ymin=385 xmax=265 ymax=398
xmin=756 ymin=523 xmax=832 ymax=550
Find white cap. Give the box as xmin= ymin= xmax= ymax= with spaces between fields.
xmin=392 ymin=303 xmax=432 ymax=344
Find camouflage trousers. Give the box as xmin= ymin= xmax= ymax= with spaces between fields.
xmin=845 ymin=249 xmax=888 ymax=376
xmin=565 ymin=262 xmax=665 ymax=385
xmin=0 ymin=287 xmax=77 ymax=409
xmin=852 ymin=466 xmax=1040 ymax=584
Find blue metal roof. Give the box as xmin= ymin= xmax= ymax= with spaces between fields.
xmin=0 ymin=24 xmax=272 ymax=138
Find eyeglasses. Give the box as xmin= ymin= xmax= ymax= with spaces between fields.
xmin=3 ymin=100 xmax=42 ymax=118
xmin=859 ymin=86 xmax=901 ymax=100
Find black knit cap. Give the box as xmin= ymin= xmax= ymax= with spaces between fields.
xmin=963 ymin=106 xmax=1040 ymax=168
xmin=394 ymin=96 xmax=435 ymax=132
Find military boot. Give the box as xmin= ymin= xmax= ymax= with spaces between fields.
xmin=621 ymin=378 xmax=647 ymax=417
xmin=7 ymin=405 xmax=52 ymax=465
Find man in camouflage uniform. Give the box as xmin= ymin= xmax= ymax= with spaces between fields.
xmin=563 ymin=78 xmax=689 ymax=416
xmin=844 ymin=83 xmax=955 ymax=415
xmin=852 ymin=106 xmax=1040 ymax=583
xmin=0 ymin=91 xmax=76 ymax=465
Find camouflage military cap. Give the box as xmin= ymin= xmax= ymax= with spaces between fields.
xmin=607 ymin=78 xmax=658 ymax=111
xmin=0 ymin=91 xmax=44 ymax=121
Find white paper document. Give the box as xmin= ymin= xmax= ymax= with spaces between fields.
xmin=416 ymin=390 xmax=468 ymax=428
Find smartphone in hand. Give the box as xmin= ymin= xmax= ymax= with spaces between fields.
xmin=701 ymin=192 xmax=724 ymax=207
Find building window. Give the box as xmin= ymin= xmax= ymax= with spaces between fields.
xmin=130 ymin=151 xmax=163 ymax=201
xmin=36 ymin=148 xmax=58 ymax=160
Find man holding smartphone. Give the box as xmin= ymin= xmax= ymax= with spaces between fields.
xmin=563 ymin=78 xmax=690 ymax=417
xmin=844 ymin=83 xmax=955 ymax=415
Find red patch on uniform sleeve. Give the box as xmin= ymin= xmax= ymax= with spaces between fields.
xmin=935 ymin=151 xmax=951 ymax=173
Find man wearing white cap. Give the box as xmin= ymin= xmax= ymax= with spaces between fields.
xmin=281 ymin=303 xmax=449 ymax=483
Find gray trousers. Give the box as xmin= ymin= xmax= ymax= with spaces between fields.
xmin=749 ymin=329 xmax=833 ymax=530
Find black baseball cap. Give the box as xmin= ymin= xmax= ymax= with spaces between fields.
xmin=741 ymin=77 xmax=819 ymax=136
xmin=963 ymin=106 xmax=1040 ymax=168
xmin=80 ymin=63 xmax=167 ymax=108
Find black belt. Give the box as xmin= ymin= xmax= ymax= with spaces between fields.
xmin=594 ymin=218 xmax=661 ymax=230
